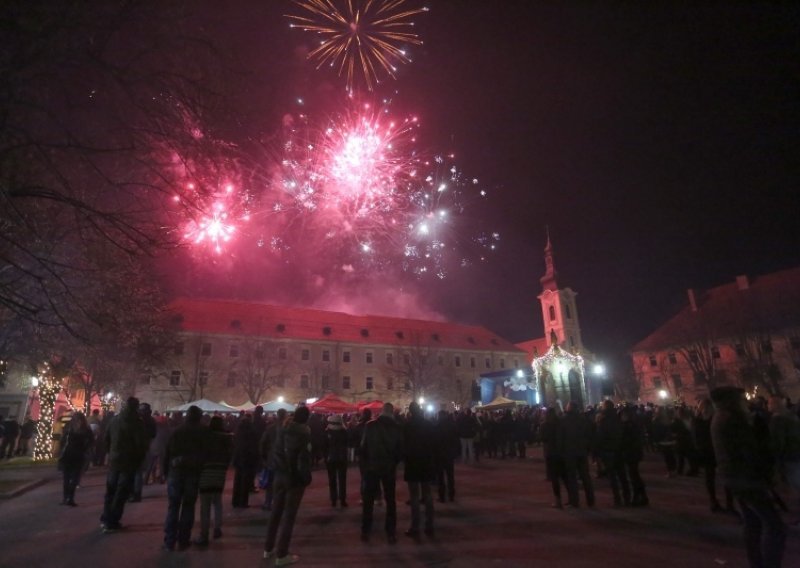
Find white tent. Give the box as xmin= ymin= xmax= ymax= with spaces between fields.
xmin=261 ymin=399 xmax=297 ymax=413
xmin=218 ymin=400 xmax=256 ymax=412
xmin=166 ymin=398 xmax=238 ymax=413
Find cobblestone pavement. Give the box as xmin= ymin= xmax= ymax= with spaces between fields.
xmin=0 ymin=453 xmax=797 ymax=568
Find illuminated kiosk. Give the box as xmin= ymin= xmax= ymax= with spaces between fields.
xmin=531 ymin=342 xmax=587 ymax=409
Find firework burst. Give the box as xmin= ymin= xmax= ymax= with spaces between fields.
xmin=287 ymin=0 xmax=429 ymax=92
xmin=173 ymin=181 xmax=252 ymax=255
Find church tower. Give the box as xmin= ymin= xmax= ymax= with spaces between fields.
xmin=537 ymin=233 xmax=584 ymax=353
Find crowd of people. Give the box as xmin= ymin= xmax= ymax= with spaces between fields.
xmin=33 ymin=388 xmax=800 ymax=567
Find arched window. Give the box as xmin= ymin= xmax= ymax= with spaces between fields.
xmin=548 ymin=305 xmax=556 ymax=321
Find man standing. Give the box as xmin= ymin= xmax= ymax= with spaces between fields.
xmin=435 ymin=410 xmax=459 ymax=503
xmin=360 ymin=403 xmax=403 ymax=544
xmin=261 ymin=408 xmax=287 ymax=511
xmin=162 ymin=405 xmax=206 ymax=551
xmin=456 ymin=409 xmax=479 ymax=463
xmin=264 ymin=406 xmax=312 ymax=566
xmin=711 ymin=387 xmax=786 ymax=567
xmin=403 ymin=402 xmax=436 ymax=538
xmin=559 ymin=401 xmax=595 ymax=508
xmin=131 ymin=402 xmax=157 ymax=502
xmin=100 ymin=397 xmax=148 ymax=533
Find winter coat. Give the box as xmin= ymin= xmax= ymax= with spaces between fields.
xmin=199 ymin=430 xmax=233 ymax=493
xmin=60 ymin=428 xmax=94 ymax=468
xmin=260 ymin=421 xmax=282 ymax=469
xmin=456 ymin=413 xmax=479 ymax=438
xmin=559 ymin=412 xmax=593 ymax=458
xmin=435 ymin=415 xmax=461 ymax=461
xmin=539 ymin=419 xmax=561 ymax=458
xmin=324 ymin=426 xmax=349 ymax=464
xmin=105 ymin=407 xmax=148 ymax=472
xmin=403 ymin=415 xmax=436 ymax=483
xmin=163 ymin=421 xmax=207 ymax=477
xmin=711 ymin=408 xmax=770 ymax=491
xmin=361 ymin=414 xmax=404 ymax=475
xmin=595 ymin=411 xmax=623 ymax=454
xmin=232 ymin=420 xmax=259 ymax=470
xmin=619 ymin=420 xmax=644 ymax=463
xmin=274 ymin=421 xmax=312 ymax=487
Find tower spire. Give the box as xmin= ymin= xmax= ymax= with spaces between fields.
xmin=540 ymin=228 xmax=558 ymax=292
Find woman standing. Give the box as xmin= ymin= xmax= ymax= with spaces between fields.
xmin=59 ymin=413 xmax=94 ymax=506
xmin=324 ymin=414 xmax=349 ymax=507
xmin=232 ymin=414 xmax=258 ymax=508
xmin=196 ymin=416 xmax=232 ymax=544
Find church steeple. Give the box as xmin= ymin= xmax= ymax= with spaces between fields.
xmin=540 ymin=227 xmax=559 ymax=292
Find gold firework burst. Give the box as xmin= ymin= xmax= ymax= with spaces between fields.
xmin=287 ymin=0 xmax=428 ymax=91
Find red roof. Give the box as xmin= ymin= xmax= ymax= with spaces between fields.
xmin=168 ymin=298 xmax=524 ymax=353
xmin=515 ymin=337 xmax=549 ymax=363
xmin=631 ymin=267 xmax=800 ymax=353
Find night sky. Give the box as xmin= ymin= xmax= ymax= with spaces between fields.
xmin=180 ymin=1 xmax=800 ymax=374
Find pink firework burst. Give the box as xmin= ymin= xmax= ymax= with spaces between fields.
xmin=174 ymin=182 xmax=251 ymax=255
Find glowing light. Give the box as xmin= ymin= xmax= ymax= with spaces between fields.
xmin=175 ymin=180 xmax=251 ymax=256
xmin=278 ymin=395 xmax=285 ymax=403
xmin=418 ymin=396 xmax=425 ymax=405
xmin=593 ymin=364 xmax=606 ymax=376
xmin=658 ymin=389 xmax=669 ymax=400
xmin=287 ymin=0 xmax=429 ymax=92
xmin=426 ymin=404 xmax=434 ymax=413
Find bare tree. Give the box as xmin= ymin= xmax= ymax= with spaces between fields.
xmin=233 ymin=337 xmax=292 ymax=404
xmin=385 ymin=333 xmax=450 ymax=401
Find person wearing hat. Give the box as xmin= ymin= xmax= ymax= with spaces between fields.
xmin=100 ymin=397 xmax=148 ymax=533
xmin=324 ymin=414 xmax=349 ymax=508
xmin=710 ymin=386 xmax=786 ymax=567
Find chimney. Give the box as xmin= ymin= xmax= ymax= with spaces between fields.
xmin=687 ymin=289 xmax=698 ymax=312
xmin=736 ymin=274 xmax=749 ymax=291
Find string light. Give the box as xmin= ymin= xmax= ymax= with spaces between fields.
xmin=531 ymin=344 xmax=587 ymax=400
xmin=33 ymin=362 xmax=62 ymax=461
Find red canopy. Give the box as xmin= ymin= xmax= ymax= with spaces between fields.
xmin=357 ymin=400 xmax=384 ymax=412
xmin=307 ymin=394 xmax=357 ymax=415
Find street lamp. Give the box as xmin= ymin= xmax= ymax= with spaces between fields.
xmin=658 ymin=389 xmax=669 ymax=400
xmin=277 ymin=395 xmax=285 ymax=403
xmin=593 ymin=364 xmax=605 ymax=376
xmin=418 ymin=396 xmax=425 ymax=405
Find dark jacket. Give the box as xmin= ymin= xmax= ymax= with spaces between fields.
xmin=163 ymin=420 xmax=207 ymax=477
xmin=260 ymin=420 xmax=282 ymax=470
xmin=60 ymin=428 xmax=94 ymax=467
xmin=105 ymin=407 xmax=148 ymax=472
xmin=456 ymin=413 xmax=479 ymax=438
xmin=361 ymin=414 xmax=403 ymax=475
xmin=199 ymin=430 xmax=233 ymax=493
xmin=274 ymin=421 xmax=312 ymax=487
xmin=436 ymin=414 xmax=461 ymax=461
xmin=232 ymin=420 xmax=259 ymax=470
xmin=619 ymin=419 xmax=644 ymax=463
xmin=539 ymin=418 xmax=561 ymax=458
xmin=403 ymin=415 xmax=436 ymax=483
xmin=559 ymin=412 xmax=593 ymax=458
xmin=711 ymin=408 xmax=769 ymax=491
xmin=324 ymin=426 xmax=349 ymax=464
xmin=595 ymin=411 xmax=623 ymax=454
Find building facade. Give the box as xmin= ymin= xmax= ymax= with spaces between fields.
xmin=631 ymin=268 xmax=800 ymax=403
xmin=136 ymin=298 xmax=527 ymax=412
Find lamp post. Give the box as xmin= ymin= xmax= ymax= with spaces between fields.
xmin=591 ymin=363 xmax=606 ymax=404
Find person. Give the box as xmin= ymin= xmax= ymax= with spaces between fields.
xmin=232 ymin=414 xmax=258 ymax=508
xmin=595 ymin=400 xmax=627 ymax=506
xmin=435 ymin=410 xmax=459 ymax=503
xmin=16 ymin=417 xmax=36 ymax=457
xmin=264 ymin=406 xmax=312 ymax=566
xmin=324 ymin=414 xmax=349 ymax=508
xmin=261 ymin=408 xmax=288 ymax=511
xmin=693 ymin=398 xmax=736 ymax=514
xmin=131 ymin=402 xmax=157 ymax=502
xmin=619 ymin=406 xmax=648 ymax=506
xmin=768 ymin=395 xmax=800 ymax=526
xmin=403 ymin=402 xmax=436 ymax=538
xmin=100 ymin=397 xmax=148 ymax=533
xmin=456 ymin=408 xmax=479 ymax=463
xmin=540 ymin=407 xmax=567 ymax=508
xmin=559 ymin=401 xmax=595 ymax=508
xmin=197 ymin=414 xmax=232 ymax=545
xmin=711 ymin=387 xmax=786 ymax=568
xmin=1 ymin=417 xmax=20 ymax=458
xmin=360 ymin=402 xmax=403 ymax=544
xmin=58 ymin=413 xmax=94 ymax=506
xmin=162 ymin=405 xmax=206 ymax=551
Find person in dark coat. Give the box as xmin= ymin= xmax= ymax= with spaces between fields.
xmin=1 ymin=417 xmax=20 ymax=458
xmin=162 ymin=405 xmax=206 ymax=551
xmin=231 ymin=414 xmax=259 ymax=508
xmin=100 ymin=397 xmax=148 ymax=533
xmin=595 ymin=400 xmax=628 ymax=506
xmin=360 ymin=403 xmax=403 ymax=543
xmin=131 ymin=403 xmax=157 ymax=502
xmin=324 ymin=414 xmax=350 ymax=507
xmin=456 ymin=409 xmax=479 ymax=463
xmin=435 ymin=410 xmax=459 ymax=503
xmin=261 ymin=409 xmax=287 ymax=511
xmin=540 ymin=407 xmax=567 ymax=508
xmin=711 ymin=387 xmax=786 ymax=568
xmin=196 ymin=415 xmax=232 ymax=544
xmin=693 ymin=398 xmax=736 ymax=514
xmin=619 ymin=406 xmax=648 ymax=506
xmin=264 ymin=406 xmax=312 ymax=565
xmin=403 ymin=402 xmax=436 ymax=538
xmin=59 ymin=413 xmax=94 ymax=506
xmin=16 ymin=418 xmax=36 ymax=457
xmin=559 ymin=401 xmax=595 ymax=508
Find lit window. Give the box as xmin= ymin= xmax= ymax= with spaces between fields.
xmin=170 ymin=370 xmax=181 ymax=386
